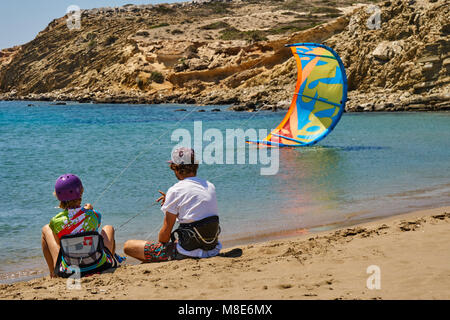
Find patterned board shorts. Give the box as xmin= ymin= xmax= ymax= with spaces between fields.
xmin=143 ymin=241 xmax=177 ymax=262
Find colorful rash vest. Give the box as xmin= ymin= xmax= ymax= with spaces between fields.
xmin=50 ymin=207 xmax=101 ymax=239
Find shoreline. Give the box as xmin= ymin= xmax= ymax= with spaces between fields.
xmin=1 ymin=205 xmax=449 ymax=299
xmin=1 ymin=201 xmax=448 ymax=285
xmin=1 ymin=98 xmax=449 ymax=113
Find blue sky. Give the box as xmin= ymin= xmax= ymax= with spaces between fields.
xmin=0 ymin=0 xmax=184 ymax=49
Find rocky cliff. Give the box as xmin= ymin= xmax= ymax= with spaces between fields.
xmin=0 ymin=0 xmax=448 ymax=111
xmin=326 ymin=0 xmax=450 ymax=111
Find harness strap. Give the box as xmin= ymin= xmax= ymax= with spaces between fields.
xmin=193 ymin=225 xmax=221 ymax=245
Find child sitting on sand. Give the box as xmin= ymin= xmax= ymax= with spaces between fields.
xmin=41 ymin=174 xmax=117 ymax=278
xmin=124 ymin=147 xmax=221 ymax=262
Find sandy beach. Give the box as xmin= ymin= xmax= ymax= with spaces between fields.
xmin=1 ymin=206 xmax=449 ymax=300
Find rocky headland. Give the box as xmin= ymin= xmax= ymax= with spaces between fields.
xmin=0 ymin=0 xmax=448 ymax=112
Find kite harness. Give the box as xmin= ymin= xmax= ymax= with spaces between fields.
xmin=171 ymin=215 xmax=221 ymax=251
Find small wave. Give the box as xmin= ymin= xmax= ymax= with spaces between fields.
xmin=0 ymin=268 xmax=46 ymax=284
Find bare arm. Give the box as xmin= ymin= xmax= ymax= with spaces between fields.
xmin=158 ymin=211 xmax=177 ymax=244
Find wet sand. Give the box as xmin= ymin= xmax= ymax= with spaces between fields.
xmin=1 ymin=206 xmax=449 ymax=300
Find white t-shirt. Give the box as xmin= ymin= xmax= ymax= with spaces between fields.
xmin=161 ymin=177 xmax=221 ymax=258
xmin=161 ymin=177 xmax=218 ymax=223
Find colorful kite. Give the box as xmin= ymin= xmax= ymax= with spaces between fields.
xmin=248 ymin=43 xmax=348 ymax=147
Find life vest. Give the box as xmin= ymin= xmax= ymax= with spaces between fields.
xmin=171 ymin=215 xmax=221 ymax=251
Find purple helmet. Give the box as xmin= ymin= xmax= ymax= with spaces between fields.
xmin=55 ymin=174 xmax=83 ymax=202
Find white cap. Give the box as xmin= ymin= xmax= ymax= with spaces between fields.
xmin=169 ymin=147 xmax=198 ymax=165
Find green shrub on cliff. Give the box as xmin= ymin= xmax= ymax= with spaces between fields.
xmin=244 ymin=30 xmax=268 ymax=43
xmin=149 ymin=23 xmax=170 ymax=29
xmin=104 ymin=35 xmax=118 ymax=46
xmin=277 ymin=0 xmax=305 ymax=11
xmin=150 ymin=71 xmax=164 ymax=84
xmin=267 ymin=18 xmax=325 ymax=35
xmin=218 ymin=27 xmax=241 ymax=40
xmin=190 ymin=1 xmax=232 ymax=17
xmin=311 ymin=7 xmax=342 ymax=14
xmin=204 ymin=2 xmax=231 ymax=15
xmin=200 ymin=21 xmax=230 ymax=30
xmin=86 ymin=32 xmax=96 ymax=41
xmin=219 ymin=27 xmax=268 ymax=42
xmin=87 ymin=40 xmax=97 ymax=50
xmin=136 ymin=76 xmax=145 ymax=90
xmin=153 ymin=5 xmax=176 ymax=14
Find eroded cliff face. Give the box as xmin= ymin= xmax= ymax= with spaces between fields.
xmin=225 ymin=0 xmax=450 ymax=112
xmin=326 ymin=0 xmax=450 ymax=111
xmin=0 ymin=0 xmax=448 ymax=111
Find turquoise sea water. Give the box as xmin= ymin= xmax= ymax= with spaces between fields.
xmin=1 ymin=101 xmax=449 ymax=282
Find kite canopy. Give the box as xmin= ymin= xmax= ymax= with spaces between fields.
xmin=248 ymin=43 xmax=347 ymax=147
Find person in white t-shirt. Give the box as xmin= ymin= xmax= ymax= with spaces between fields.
xmin=123 ymin=147 xmax=221 ymax=262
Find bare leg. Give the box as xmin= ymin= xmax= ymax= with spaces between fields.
xmin=123 ymin=240 xmax=148 ymax=262
xmin=41 ymin=224 xmax=60 ymax=278
xmin=101 ymin=225 xmax=116 ymax=255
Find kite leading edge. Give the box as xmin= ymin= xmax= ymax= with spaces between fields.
xmin=247 ymin=43 xmax=348 ymax=147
